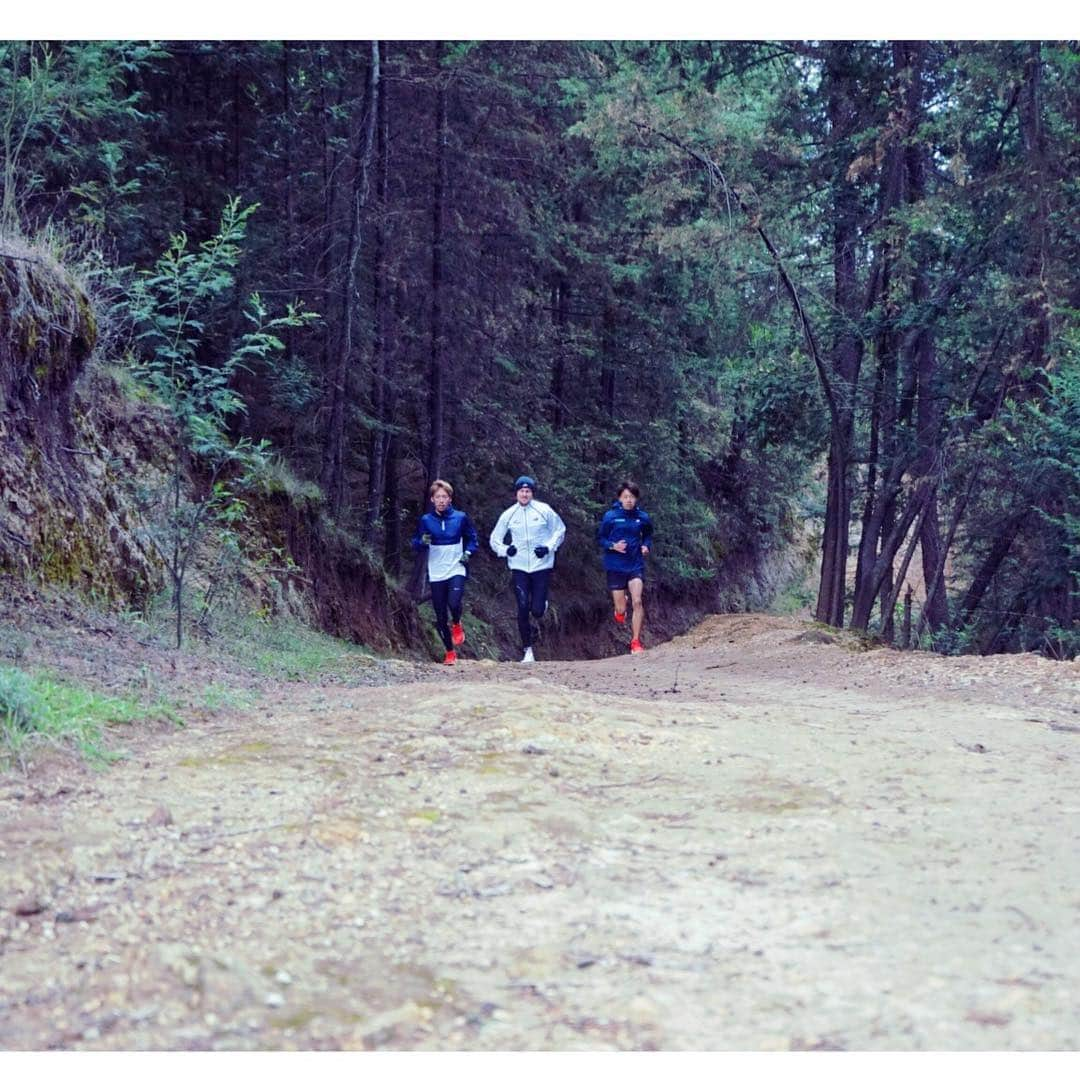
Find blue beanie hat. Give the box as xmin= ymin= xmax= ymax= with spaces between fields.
xmin=514 ymin=475 xmax=536 ymax=491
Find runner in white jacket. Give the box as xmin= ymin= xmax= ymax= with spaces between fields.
xmin=489 ymin=475 xmax=566 ymax=662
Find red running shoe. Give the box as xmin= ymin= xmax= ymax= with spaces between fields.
xmin=629 ymin=639 xmax=645 ymax=654
xmin=443 ymin=650 xmax=457 ymax=666
xmin=451 ymin=622 xmax=465 ymax=646
xmin=613 ymin=611 xmax=626 ymax=625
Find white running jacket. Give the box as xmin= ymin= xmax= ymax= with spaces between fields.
xmin=489 ymin=499 xmax=566 ymax=573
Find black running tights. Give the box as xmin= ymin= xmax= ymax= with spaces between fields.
xmin=511 ymin=569 xmax=551 ymax=648
xmin=430 ymin=576 xmax=466 ymax=651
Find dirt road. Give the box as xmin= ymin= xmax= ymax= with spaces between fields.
xmin=2 ymin=614 xmax=1078 ymax=1050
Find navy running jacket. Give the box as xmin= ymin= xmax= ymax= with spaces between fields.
xmin=597 ymin=501 xmax=654 ymax=573
xmin=412 ymin=506 xmax=480 ymax=583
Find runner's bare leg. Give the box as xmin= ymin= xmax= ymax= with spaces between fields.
xmin=628 ymin=577 xmax=644 ymax=641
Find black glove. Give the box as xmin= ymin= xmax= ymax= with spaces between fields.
xmin=460 ymin=551 xmax=472 ymax=564
xmin=505 ymin=545 xmax=517 ymax=557
xmin=534 ymin=545 xmax=549 ymax=558
xmin=421 ymin=532 xmax=432 ymax=545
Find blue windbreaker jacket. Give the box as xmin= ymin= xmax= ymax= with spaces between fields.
xmin=597 ymin=501 xmax=654 ymax=573
xmin=411 ymin=506 xmax=480 ymax=583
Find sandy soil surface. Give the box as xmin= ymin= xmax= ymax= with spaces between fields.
xmin=2 ymin=613 xmax=1079 ymax=1050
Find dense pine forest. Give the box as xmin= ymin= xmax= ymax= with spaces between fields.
xmin=1 ymin=40 xmax=1078 ymax=659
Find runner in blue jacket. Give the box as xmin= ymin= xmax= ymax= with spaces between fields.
xmin=597 ymin=481 xmax=653 ymax=653
xmin=411 ymin=479 xmax=479 ymax=665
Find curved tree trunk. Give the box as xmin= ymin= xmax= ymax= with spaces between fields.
xmin=956 ymin=514 xmax=1024 ymax=628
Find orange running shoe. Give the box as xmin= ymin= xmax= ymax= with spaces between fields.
xmin=451 ymin=622 xmax=465 ymax=646
xmin=613 ymin=611 xmax=626 ymax=625
xmin=443 ymin=650 xmax=457 ymax=665
xmin=629 ymin=639 xmax=644 ymax=653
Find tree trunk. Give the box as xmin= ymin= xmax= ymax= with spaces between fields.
xmin=814 ymin=46 xmax=865 ymax=627
xmin=320 ymin=42 xmax=380 ymax=520
xmin=879 ymin=516 xmax=896 ymax=643
xmin=1019 ymin=42 xmax=1051 ymax=388
xmin=980 ymin=587 xmax=1031 ymax=656
xmin=426 ymin=45 xmax=447 ymax=482
xmin=282 ymin=41 xmax=298 ymax=427
xmin=364 ymin=44 xmax=391 ymax=541
xmin=878 ymin=483 xmax=936 ymax=637
xmin=600 ymin=298 xmax=616 ymax=420
xmin=851 ymin=472 xmax=900 ymax=631
xmin=956 ymin=515 xmax=1024 ymax=627
xmin=902 ymin=42 xmax=949 ymax=633
xmin=316 ymin=44 xmax=344 ymax=461
xmin=230 ymin=52 xmax=242 ymax=192
xmin=917 ymin=489 xmax=948 ymax=628
xmin=383 ymin=272 xmax=408 ymax=578
xmin=848 ymin=42 xmax=947 ymax=635
xmin=816 ymin=442 xmax=850 ymax=627
xmin=853 ymin=120 xmax=904 ymax=622
xmin=550 ymin=275 xmax=569 ymax=429
xmin=917 ymin=463 xmax=983 ymax=640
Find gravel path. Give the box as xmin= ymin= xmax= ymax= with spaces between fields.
xmin=2 ymin=615 xmax=1078 ymax=1049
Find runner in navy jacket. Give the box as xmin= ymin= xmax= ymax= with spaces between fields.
xmin=597 ymin=481 xmax=653 ymax=653
xmin=411 ymin=479 xmax=479 ymax=665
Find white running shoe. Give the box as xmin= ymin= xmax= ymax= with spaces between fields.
xmin=521 ymin=647 xmax=535 ymax=663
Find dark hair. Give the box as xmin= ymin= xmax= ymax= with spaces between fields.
xmin=617 ymin=481 xmax=640 ymax=498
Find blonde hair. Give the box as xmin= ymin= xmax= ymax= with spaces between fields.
xmin=429 ymin=479 xmax=454 ymax=498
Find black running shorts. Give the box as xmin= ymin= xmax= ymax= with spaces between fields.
xmin=606 ymin=569 xmax=644 ymax=591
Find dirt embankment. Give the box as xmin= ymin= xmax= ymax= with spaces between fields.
xmin=2 ymin=614 xmax=1078 ymax=1050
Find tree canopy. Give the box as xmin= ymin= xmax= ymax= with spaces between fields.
xmin=2 ymin=39 xmax=1076 ymax=657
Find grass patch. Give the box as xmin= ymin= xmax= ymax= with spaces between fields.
xmin=209 ymin=616 xmax=379 ymax=681
xmin=124 ymin=588 xmax=384 ymax=682
xmin=120 ymin=585 xmax=388 ymax=681
xmin=201 ymin=683 xmax=259 ymax=711
xmin=0 ymin=665 xmax=174 ymax=769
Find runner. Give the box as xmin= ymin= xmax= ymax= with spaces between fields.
xmin=489 ymin=475 xmax=566 ymax=663
xmin=411 ymin=479 xmax=479 ymax=665
xmin=597 ymin=481 xmax=653 ymax=654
